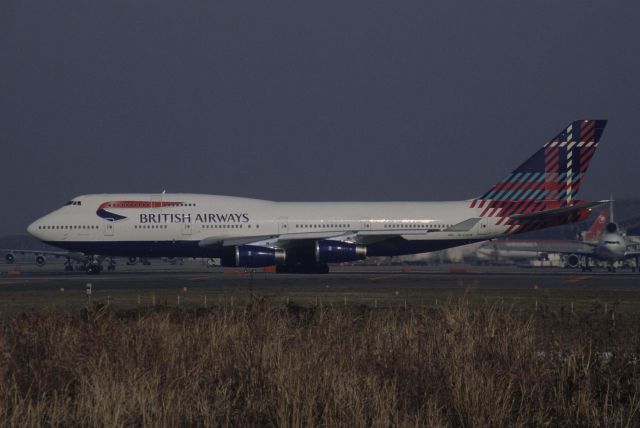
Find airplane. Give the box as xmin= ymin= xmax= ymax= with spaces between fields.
xmin=2 ymin=248 xmax=87 ymax=271
xmin=1 ymin=248 xmax=126 ymax=272
xmin=21 ymin=119 xmax=608 ymax=274
xmin=478 ymin=204 xmax=640 ymax=272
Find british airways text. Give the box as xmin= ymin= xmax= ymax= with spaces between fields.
xmin=139 ymin=213 xmax=250 ymax=224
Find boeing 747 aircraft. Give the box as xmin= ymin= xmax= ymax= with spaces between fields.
xmin=22 ymin=120 xmax=608 ymax=274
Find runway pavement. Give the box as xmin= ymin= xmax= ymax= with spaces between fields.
xmin=1 ymin=264 xmax=639 ymax=314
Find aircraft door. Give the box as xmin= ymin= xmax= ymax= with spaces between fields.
xmin=478 ymin=217 xmax=489 ymax=235
xmin=278 ymin=217 xmax=289 ymax=234
xmin=182 ymin=223 xmax=192 ymax=236
xmin=104 ymin=221 xmax=115 ymax=236
xmin=360 ymin=217 xmax=372 ymax=231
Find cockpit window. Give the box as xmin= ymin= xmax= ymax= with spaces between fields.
xmin=65 ymin=201 xmax=82 ymax=206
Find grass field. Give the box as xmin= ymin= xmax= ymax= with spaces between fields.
xmin=1 ymin=299 xmax=639 ymax=426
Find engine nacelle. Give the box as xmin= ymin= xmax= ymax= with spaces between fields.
xmin=221 ymin=245 xmax=286 ymax=268
xmin=315 ymin=240 xmax=367 ymax=263
xmin=605 ymin=222 xmax=618 ymax=234
xmin=5 ymin=253 xmax=15 ymax=264
xmin=126 ymin=257 xmax=139 ymax=265
xmin=35 ymin=255 xmax=47 ymax=267
xmin=566 ymin=254 xmax=580 ymax=268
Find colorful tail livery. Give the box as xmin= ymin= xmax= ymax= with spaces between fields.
xmin=470 ymin=120 xmax=607 ymax=233
xmin=582 ymin=209 xmax=609 ymax=242
xmin=97 ymin=201 xmax=184 ymax=221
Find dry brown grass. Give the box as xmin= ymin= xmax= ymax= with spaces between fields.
xmin=0 ymin=300 xmax=639 ymax=427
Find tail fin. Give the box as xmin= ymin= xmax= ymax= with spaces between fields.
xmin=470 ymin=119 xmax=607 ymax=232
xmin=581 ymin=209 xmax=609 ymax=242
xmin=477 ymin=119 xmax=606 ymax=204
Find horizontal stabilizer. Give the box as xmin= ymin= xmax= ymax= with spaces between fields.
xmin=509 ymin=200 xmax=608 ymax=221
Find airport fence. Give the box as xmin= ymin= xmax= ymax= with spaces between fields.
xmin=3 ymin=285 xmax=631 ymax=323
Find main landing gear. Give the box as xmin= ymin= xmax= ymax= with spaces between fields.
xmin=581 ymin=257 xmax=592 ymax=272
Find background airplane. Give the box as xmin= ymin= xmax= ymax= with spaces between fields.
xmin=2 ymin=248 xmax=128 ymax=272
xmin=2 ymin=248 xmax=86 ymax=271
xmin=19 ymin=120 xmax=608 ymax=274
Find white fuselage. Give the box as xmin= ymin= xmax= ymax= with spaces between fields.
xmin=27 ymin=193 xmax=504 ymax=258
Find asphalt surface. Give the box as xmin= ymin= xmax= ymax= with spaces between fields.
xmin=1 ymin=263 xmax=639 ymax=314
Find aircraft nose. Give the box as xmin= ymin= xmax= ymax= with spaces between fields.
xmin=27 ymin=220 xmax=41 ymax=238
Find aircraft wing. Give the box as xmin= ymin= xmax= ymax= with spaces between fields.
xmin=625 ymin=242 xmax=640 ymax=258
xmin=627 ymin=236 xmax=640 ymax=245
xmin=196 ymin=215 xmax=490 ymax=251
xmin=200 ymin=231 xmax=373 ymax=250
xmin=198 ymin=232 xmax=350 ymax=250
xmin=198 ymin=218 xmax=482 ymax=250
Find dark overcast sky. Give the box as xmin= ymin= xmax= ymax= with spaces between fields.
xmin=1 ymin=1 xmax=639 ymax=235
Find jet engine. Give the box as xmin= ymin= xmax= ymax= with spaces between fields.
xmin=221 ymin=245 xmax=286 ymax=268
xmin=35 ymin=255 xmax=47 ymax=267
xmin=605 ymin=222 xmax=618 ymax=234
xmin=5 ymin=253 xmax=15 ymax=264
xmin=315 ymin=240 xmax=367 ymax=263
xmin=566 ymin=254 xmax=580 ymax=268
xmin=126 ymin=257 xmax=139 ymax=265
